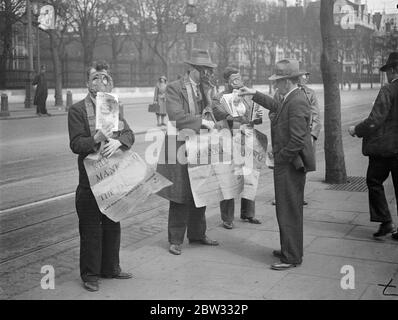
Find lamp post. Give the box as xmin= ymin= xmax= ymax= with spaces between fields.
xmin=185 ymin=0 xmax=198 ymax=58
xmin=24 ymin=0 xmax=35 ymax=109
xmin=32 ymin=1 xmax=41 ymax=72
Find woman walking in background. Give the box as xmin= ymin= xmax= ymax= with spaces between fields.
xmin=154 ymin=76 xmax=168 ymax=126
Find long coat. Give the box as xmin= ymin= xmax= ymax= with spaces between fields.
xmin=355 ymin=79 xmax=398 ymax=157
xmin=253 ymin=89 xmax=315 ymax=172
xmin=33 ymin=73 xmax=48 ymax=106
xmin=156 ymin=75 xmax=206 ymax=204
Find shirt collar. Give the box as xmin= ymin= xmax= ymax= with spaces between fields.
xmin=391 ymin=77 xmax=398 ymax=83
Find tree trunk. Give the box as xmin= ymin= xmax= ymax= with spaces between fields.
xmin=320 ymin=0 xmax=347 ymax=184
xmin=0 ymin=0 xmax=13 ymax=88
xmin=49 ymin=30 xmax=63 ymax=106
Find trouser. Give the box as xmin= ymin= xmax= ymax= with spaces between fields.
xmin=366 ymin=156 xmax=398 ymax=223
xmin=37 ymin=101 xmax=48 ymax=114
xmin=75 ymin=186 xmax=121 ymax=282
xmin=168 ymin=200 xmax=207 ymax=245
xmin=274 ymin=163 xmax=306 ymax=265
xmin=220 ymin=198 xmax=255 ymax=223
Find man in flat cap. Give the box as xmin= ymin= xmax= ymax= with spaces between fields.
xmin=239 ymin=59 xmax=315 ymax=270
xmin=349 ymin=52 xmax=398 ymax=241
xmin=156 ymin=48 xmax=219 ymax=255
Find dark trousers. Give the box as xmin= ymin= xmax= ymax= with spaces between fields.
xmin=168 ymin=200 xmax=206 ymax=244
xmin=274 ymin=163 xmax=306 ymax=265
xmin=366 ymin=156 xmax=398 ymax=223
xmin=220 ymin=198 xmax=255 ymax=223
xmin=36 ymin=101 xmax=48 ymax=115
xmin=75 ymin=186 xmax=121 ymax=282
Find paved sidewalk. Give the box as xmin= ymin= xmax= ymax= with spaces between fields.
xmin=13 ymin=130 xmax=398 ymax=300
xmin=1 ymin=83 xmax=381 ymax=121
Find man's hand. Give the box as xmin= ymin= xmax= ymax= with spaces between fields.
xmin=94 ymin=127 xmax=113 ymax=143
xmin=348 ymin=126 xmax=356 ymax=137
xmin=238 ymin=86 xmax=256 ymax=96
xmin=202 ymin=119 xmax=215 ymax=130
xmin=102 ymin=138 xmax=122 ymax=158
xmin=255 ymin=108 xmax=264 ymax=118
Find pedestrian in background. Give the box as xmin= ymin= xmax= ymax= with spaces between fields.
xmin=239 ymin=59 xmax=315 ymax=270
xmin=212 ymin=66 xmax=263 ymax=229
xmin=154 ymin=76 xmax=168 ymax=126
xmin=68 ymin=61 xmax=134 ymax=292
xmin=156 ymin=49 xmax=219 ymax=256
xmin=33 ymin=65 xmax=51 ymax=116
xmin=349 ymin=52 xmax=398 ymax=241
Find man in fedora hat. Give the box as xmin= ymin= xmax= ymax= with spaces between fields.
xmin=271 ymin=70 xmax=322 ymax=206
xmin=349 ymin=52 xmax=398 ymax=241
xmin=156 ymin=48 xmax=219 ymax=255
xmin=239 ymin=59 xmax=315 ymax=270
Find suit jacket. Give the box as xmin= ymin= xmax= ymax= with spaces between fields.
xmin=273 ymin=86 xmax=322 ymax=139
xmin=68 ymin=96 xmax=135 ymax=188
xmin=156 ymin=75 xmax=207 ymax=203
xmin=355 ymin=79 xmax=398 ymax=157
xmin=253 ymin=89 xmax=315 ymax=172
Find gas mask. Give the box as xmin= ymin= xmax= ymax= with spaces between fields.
xmin=228 ymin=73 xmax=244 ymax=90
xmin=88 ymin=71 xmax=114 ymax=97
xmin=199 ymin=67 xmax=216 ymax=87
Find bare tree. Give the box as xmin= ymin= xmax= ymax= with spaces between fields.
xmin=236 ymin=0 xmax=268 ymax=86
xmin=41 ymin=0 xmax=72 ymax=106
xmin=201 ymin=0 xmax=240 ymax=78
xmin=320 ymin=0 xmax=347 ymax=184
xmin=67 ymin=0 xmax=111 ymax=67
xmin=0 ymin=0 xmax=25 ymax=87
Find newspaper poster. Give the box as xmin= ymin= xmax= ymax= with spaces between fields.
xmin=186 ymin=131 xmax=244 ymax=208
xmin=96 ymin=92 xmax=119 ymax=131
xmin=233 ymin=128 xmax=268 ymax=200
xmin=84 ymin=149 xmax=172 ymax=222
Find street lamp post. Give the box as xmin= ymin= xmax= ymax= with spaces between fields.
xmin=24 ymin=0 xmax=35 ymax=109
xmin=185 ymin=0 xmax=198 ymax=58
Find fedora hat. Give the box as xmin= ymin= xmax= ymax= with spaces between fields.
xmin=380 ymin=52 xmax=398 ymax=72
xmin=185 ymin=48 xmax=217 ymax=68
xmin=268 ymin=59 xmax=307 ymax=81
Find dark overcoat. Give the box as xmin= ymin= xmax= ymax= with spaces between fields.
xmin=355 ymin=79 xmax=398 ymax=157
xmin=156 ymin=76 xmax=206 ymax=204
xmin=253 ymin=89 xmax=315 ymax=172
xmin=33 ymin=73 xmax=48 ymax=106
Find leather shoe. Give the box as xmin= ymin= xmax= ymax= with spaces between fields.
xmin=189 ymin=236 xmax=219 ymax=246
xmin=303 ymin=200 xmax=308 ymax=205
xmin=391 ymin=231 xmax=398 ymax=241
xmin=222 ymin=221 xmax=233 ymax=229
xmin=83 ymin=281 xmax=99 ymax=292
xmin=272 ymin=250 xmax=282 ymax=258
xmin=241 ymin=217 xmax=261 ymax=224
xmin=101 ymin=271 xmax=133 ymax=279
xmin=271 ymin=262 xmax=299 ymax=270
xmin=373 ymin=221 xmax=395 ymax=238
xmin=169 ymin=244 xmax=182 ymax=255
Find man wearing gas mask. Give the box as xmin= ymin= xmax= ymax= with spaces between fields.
xmin=68 ymin=61 xmax=135 ymax=292
xmin=156 ymin=49 xmax=219 ymax=256
xmin=211 ymin=67 xmax=263 ymax=229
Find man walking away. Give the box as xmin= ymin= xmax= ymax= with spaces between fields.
xmin=349 ymin=52 xmax=398 ymax=241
